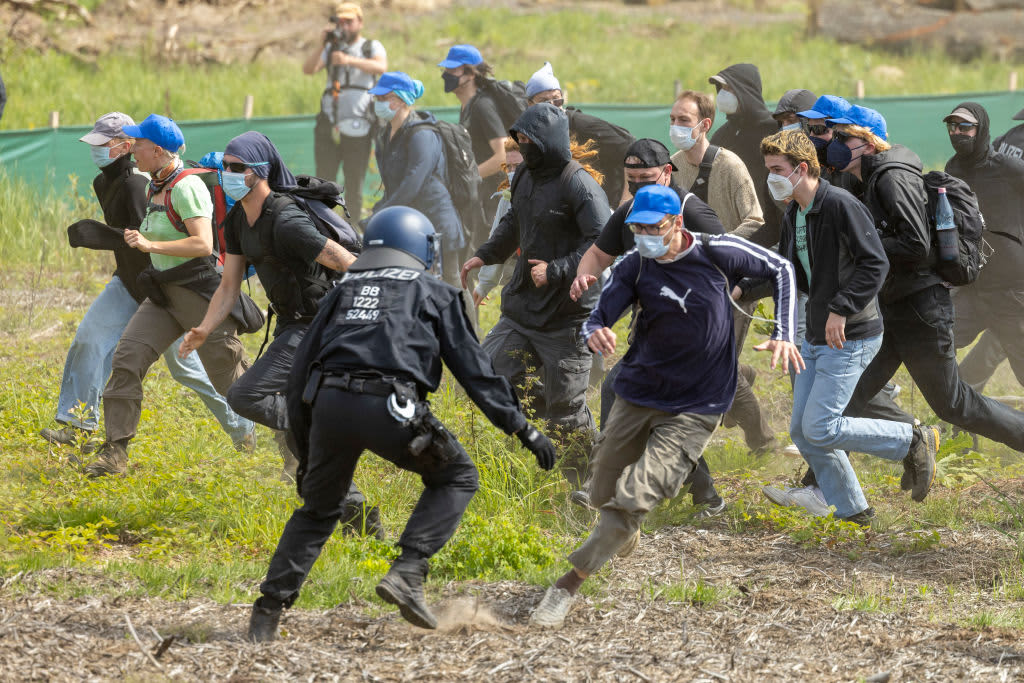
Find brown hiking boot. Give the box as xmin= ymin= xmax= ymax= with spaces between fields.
xmin=40 ymin=425 xmax=99 ymax=454
xmin=83 ymin=441 xmax=127 ymax=478
xmin=904 ymin=426 xmax=940 ymax=503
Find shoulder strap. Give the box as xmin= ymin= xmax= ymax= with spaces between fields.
xmin=361 ymin=38 xmax=374 ymax=59
xmin=690 ymin=145 xmax=719 ymax=203
xmin=162 ymin=168 xmax=210 ymax=234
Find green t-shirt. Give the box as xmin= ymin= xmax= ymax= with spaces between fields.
xmin=140 ymin=174 xmax=213 ymax=271
xmin=795 ymin=199 xmax=813 ymax=286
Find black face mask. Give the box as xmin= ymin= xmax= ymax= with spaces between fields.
xmin=442 ymin=72 xmax=462 ymax=93
xmin=950 ymin=134 xmax=976 ymax=156
xmin=520 ymin=142 xmax=544 ymax=170
xmin=810 ymin=135 xmax=830 ymax=167
xmin=627 ymin=179 xmax=658 ymax=196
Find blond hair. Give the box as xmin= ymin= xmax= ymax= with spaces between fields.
xmin=831 ymin=124 xmax=891 ymax=152
xmin=760 ymin=129 xmax=820 ymax=179
xmin=497 ymin=136 xmax=604 ymax=190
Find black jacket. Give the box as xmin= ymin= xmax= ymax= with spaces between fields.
xmin=860 ymin=145 xmax=942 ymax=303
xmin=475 ymin=103 xmax=611 ymax=330
xmin=709 ymin=64 xmax=780 ymax=238
xmin=946 ymin=101 xmax=1024 ymax=290
xmin=566 ymin=107 xmax=635 ymax=209
xmin=286 ymin=253 xmax=528 ymax=464
xmin=90 ymin=154 xmax=151 ymax=303
xmin=778 ymin=180 xmax=887 ymax=345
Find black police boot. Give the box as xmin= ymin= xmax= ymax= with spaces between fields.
xmin=375 ymin=556 xmax=437 ymax=629
xmin=247 ymin=596 xmax=283 ymax=643
xmin=340 ymin=502 xmax=385 ymax=540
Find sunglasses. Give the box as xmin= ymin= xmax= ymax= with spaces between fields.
xmin=947 ymin=121 xmax=977 ymax=134
xmin=802 ymin=122 xmax=830 ymax=136
xmin=535 ymin=98 xmax=565 ymax=108
xmin=223 ymin=161 xmax=268 ymax=173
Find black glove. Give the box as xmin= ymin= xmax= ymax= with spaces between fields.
xmin=518 ymin=424 xmax=556 ymax=471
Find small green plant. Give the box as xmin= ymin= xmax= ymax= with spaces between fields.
xmin=648 ymin=574 xmax=738 ymax=607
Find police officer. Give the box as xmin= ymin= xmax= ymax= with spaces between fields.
xmin=247 ymin=206 xmax=556 ymax=641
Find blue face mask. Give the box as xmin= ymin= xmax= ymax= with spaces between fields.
xmin=635 ymin=233 xmax=670 ymax=259
xmin=221 ymin=171 xmax=252 ymax=201
xmin=781 ymin=122 xmax=802 ymax=131
xmin=826 ymin=138 xmax=867 ymax=171
xmin=91 ymin=145 xmax=118 ymax=168
xmin=374 ymin=100 xmax=397 ymax=121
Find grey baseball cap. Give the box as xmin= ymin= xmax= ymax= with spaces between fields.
xmin=79 ymin=112 xmax=136 ymax=145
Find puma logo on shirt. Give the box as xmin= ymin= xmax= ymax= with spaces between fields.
xmin=659 ymin=285 xmax=692 ymax=312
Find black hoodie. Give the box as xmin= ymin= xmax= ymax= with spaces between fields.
xmin=945 ymin=101 xmax=1024 ymax=290
xmin=709 ymin=63 xmax=780 ymax=237
xmin=475 ymin=103 xmax=611 ymax=329
xmin=91 ymin=154 xmax=152 ymax=303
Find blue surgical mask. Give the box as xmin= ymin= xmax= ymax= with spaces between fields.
xmin=635 ymin=233 xmax=670 ymax=259
xmin=374 ymin=100 xmax=397 ymax=121
xmin=91 ymin=145 xmax=118 ymax=168
xmin=781 ymin=122 xmax=802 ymax=131
xmin=222 ymin=171 xmax=252 ymax=201
xmin=507 ymin=170 xmax=515 ymax=185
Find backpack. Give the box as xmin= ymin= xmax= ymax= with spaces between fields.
xmin=479 ymin=78 xmax=529 ymax=129
xmin=688 ymin=145 xmax=720 ymax=204
xmin=157 ymin=166 xmax=230 ymax=266
xmin=867 ymin=162 xmax=988 ymax=286
xmin=421 ymin=117 xmax=484 ymax=245
xmin=509 ymin=159 xmax=584 ymax=204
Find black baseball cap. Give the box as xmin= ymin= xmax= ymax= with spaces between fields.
xmin=623 ymin=138 xmax=678 ymax=171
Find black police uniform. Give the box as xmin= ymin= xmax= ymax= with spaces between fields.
xmin=256 ymin=247 xmax=530 ymax=609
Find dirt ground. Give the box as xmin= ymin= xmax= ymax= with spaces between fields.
xmin=3 ymin=496 xmax=1024 ymax=682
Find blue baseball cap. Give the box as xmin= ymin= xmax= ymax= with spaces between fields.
xmin=798 ymin=94 xmax=852 ymax=121
xmin=438 ymin=44 xmax=483 ymax=69
xmin=829 ymin=105 xmax=888 ymax=140
xmin=121 ymin=114 xmax=185 ymax=153
xmin=369 ymin=71 xmax=417 ymax=96
xmin=626 ymin=185 xmax=681 ymax=225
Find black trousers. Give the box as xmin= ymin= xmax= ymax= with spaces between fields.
xmin=954 ymin=287 xmax=1024 ymax=391
xmin=227 ymin=323 xmax=365 ymax=504
xmin=848 ymin=284 xmax=1024 ymax=451
xmin=314 ymin=113 xmax=372 ymax=223
xmin=259 ymin=388 xmax=479 ymax=607
xmin=600 ymin=361 xmax=721 ymax=506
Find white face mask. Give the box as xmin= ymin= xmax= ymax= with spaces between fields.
xmin=669 ymin=125 xmax=700 ymax=152
xmin=717 ymin=90 xmax=739 ymax=115
xmin=766 ymin=166 xmax=803 ymax=201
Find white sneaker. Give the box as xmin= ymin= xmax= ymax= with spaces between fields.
xmin=529 ymin=586 xmax=573 ymax=629
xmin=762 ymin=485 xmax=830 ymax=517
xmin=783 ymin=443 xmax=802 ymax=457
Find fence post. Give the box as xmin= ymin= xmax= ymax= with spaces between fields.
xmin=243 ymin=95 xmax=254 ymax=120
xmin=806 ymin=0 xmax=822 ymax=37
xmin=49 ymin=111 xmax=60 ymax=129
xmin=855 ymin=80 xmax=865 ymax=99
xmin=673 ymin=79 xmax=681 ymax=99
xmin=1010 ymin=71 xmax=1019 ymax=92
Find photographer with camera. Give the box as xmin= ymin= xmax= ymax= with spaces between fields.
xmin=302 ymin=2 xmax=386 ymax=223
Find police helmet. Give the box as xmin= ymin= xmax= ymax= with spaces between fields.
xmin=350 ymin=206 xmax=440 ymax=272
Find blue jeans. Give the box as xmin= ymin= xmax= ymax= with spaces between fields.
xmin=790 ymin=336 xmax=912 ymax=518
xmin=55 ymin=276 xmax=253 ymax=442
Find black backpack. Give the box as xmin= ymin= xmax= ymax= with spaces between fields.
xmin=479 ymin=78 xmax=529 ymax=129
xmin=421 ymin=117 xmax=485 ymax=245
xmin=867 ymin=163 xmax=988 ymax=286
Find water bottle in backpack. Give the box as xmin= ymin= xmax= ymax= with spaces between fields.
xmin=935 ymin=187 xmax=959 ymax=263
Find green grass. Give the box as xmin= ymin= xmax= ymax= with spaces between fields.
xmin=3 ymin=6 xmax=1023 ymax=131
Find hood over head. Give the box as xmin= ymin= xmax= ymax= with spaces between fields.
xmin=945 ymin=101 xmax=991 ymax=168
xmin=709 ymin=63 xmax=769 ymax=120
xmin=509 ymin=102 xmax=571 ymax=171
xmin=861 ymin=144 xmax=923 ymax=182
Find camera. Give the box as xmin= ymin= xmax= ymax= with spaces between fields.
xmin=325 ymin=16 xmax=348 ymax=52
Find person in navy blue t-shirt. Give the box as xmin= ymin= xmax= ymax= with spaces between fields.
xmin=530 ymin=185 xmax=800 ymax=629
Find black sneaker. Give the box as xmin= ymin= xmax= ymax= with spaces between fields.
xmin=339 ymin=502 xmax=385 ymax=540
xmin=375 ymin=557 xmax=437 ymax=629
xmin=41 ymin=425 xmax=99 ymax=454
xmin=247 ymin=597 xmax=283 ymax=642
xmin=839 ymin=507 xmax=875 ymax=528
xmin=905 ymin=426 xmax=940 ymax=503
